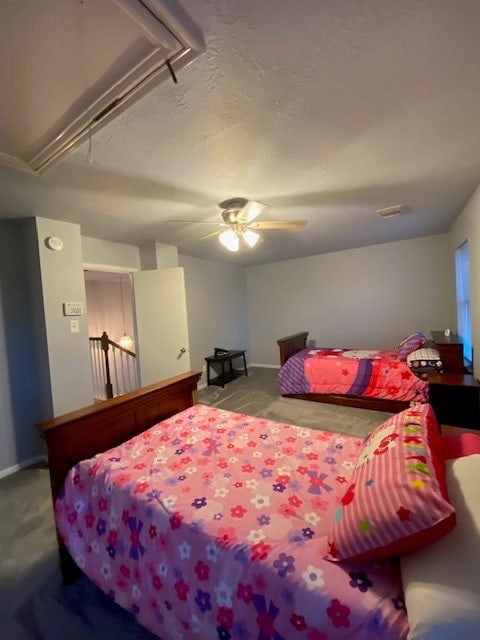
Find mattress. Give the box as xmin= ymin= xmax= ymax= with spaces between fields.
xmin=279 ymin=348 xmax=429 ymax=403
xmin=55 ymin=403 xmax=409 ymax=640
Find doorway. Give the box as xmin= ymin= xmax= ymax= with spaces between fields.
xmin=84 ymin=269 xmax=139 ymax=400
xmin=84 ymin=265 xmax=192 ymax=399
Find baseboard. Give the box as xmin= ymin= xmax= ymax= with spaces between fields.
xmin=250 ymin=363 xmax=281 ymax=369
xmin=0 ymin=453 xmax=48 ymax=480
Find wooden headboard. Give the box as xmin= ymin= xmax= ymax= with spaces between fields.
xmin=37 ymin=370 xmax=201 ymax=581
xmin=37 ymin=370 xmax=202 ymax=503
xmin=277 ymin=331 xmax=309 ymax=366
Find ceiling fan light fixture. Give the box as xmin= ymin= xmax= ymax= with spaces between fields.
xmin=170 ymin=198 xmax=306 ymax=253
xmin=242 ymin=229 xmax=260 ymax=248
xmin=119 ymin=333 xmax=134 ymax=350
xmin=219 ymin=229 xmax=239 ymax=251
xmin=118 ymin=275 xmax=134 ymax=351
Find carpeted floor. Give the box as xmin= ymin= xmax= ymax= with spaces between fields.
xmin=198 ymin=366 xmax=393 ymax=437
xmin=0 ymin=367 xmax=392 ymax=639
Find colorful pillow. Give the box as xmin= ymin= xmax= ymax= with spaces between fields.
xmin=325 ymin=403 xmax=456 ymax=562
xmin=400 ymin=454 xmax=480 ymax=640
xmin=407 ymin=347 xmax=443 ymax=379
xmin=395 ymin=332 xmax=426 ymax=361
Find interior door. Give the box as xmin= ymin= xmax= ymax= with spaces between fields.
xmin=133 ymin=268 xmax=190 ymax=386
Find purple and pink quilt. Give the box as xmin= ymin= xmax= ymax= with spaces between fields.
xmin=278 ymin=348 xmax=428 ymax=403
xmin=55 ymin=404 xmax=409 ymax=640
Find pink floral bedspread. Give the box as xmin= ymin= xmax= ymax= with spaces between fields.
xmin=279 ymin=348 xmax=428 ymax=403
xmin=55 ymin=404 xmax=409 ymax=640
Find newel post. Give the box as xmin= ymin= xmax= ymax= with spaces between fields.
xmin=100 ymin=331 xmax=114 ymax=399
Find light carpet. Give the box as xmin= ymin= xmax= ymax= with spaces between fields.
xmin=0 ymin=366 xmax=392 ymax=639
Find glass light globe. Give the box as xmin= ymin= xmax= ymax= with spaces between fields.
xmin=219 ymin=229 xmax=240 ymax=251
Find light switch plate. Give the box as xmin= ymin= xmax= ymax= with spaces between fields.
xmin=69 ymin=319 xmax=80 ymax=333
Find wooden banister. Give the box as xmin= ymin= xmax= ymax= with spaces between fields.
xmin=89 ymin=331 xmax=138 ymax=400
xmin=100 ymin=331 xmax=113 ymax=398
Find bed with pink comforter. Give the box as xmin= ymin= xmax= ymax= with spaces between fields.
xmin=55 ymin=403 xmax=409 ymax=640
xmin=278 ymin=348 xmax=428 ymax=403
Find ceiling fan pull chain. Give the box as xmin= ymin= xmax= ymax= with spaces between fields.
xmin=166 ymin=59 xmax=178 ymax=84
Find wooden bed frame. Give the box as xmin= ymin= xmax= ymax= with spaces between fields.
xmin=277 ymin=332 xmax=410 ymax=414
xmin=36 ymin=370 xmax=202 ymax=583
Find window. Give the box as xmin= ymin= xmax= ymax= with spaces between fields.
xmin=455 ymin=241 xmax=472 ymax=365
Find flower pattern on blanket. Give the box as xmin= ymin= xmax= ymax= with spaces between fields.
xmin=279 ymin=348 xmax=429 ymax=402
xmin=55 ymin=404 xmax=409 ymax=640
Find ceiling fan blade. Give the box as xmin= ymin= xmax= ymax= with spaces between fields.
xmin=248 ymin=220 xmax=307 ymax=230
xmin=179 ymin=229 xmax=222 ymax=246
xmin=164 ymin=219 xmax=227 ymax=227
xmin=198 ymin=229 xmax=223 ymax=241
xmin=236 ymin=200 xmax=268 ymax=223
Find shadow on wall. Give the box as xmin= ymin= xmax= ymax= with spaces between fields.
xmin=0 ymin=220 xmax=44 ymax=470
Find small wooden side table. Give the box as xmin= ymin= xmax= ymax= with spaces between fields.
xmin=430 ymin=331 xmax=464 ymax=373
xmin=427 ymin=372 xmax=480 ymax=429
xmin=205 ymin=350 xmax=248 ymax=388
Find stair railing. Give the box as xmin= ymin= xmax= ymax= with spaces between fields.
xmin=89 ymin=331 xmax=139 ymax=400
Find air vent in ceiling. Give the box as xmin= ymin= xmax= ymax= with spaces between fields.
xmin=0 ymin=0 xmax=204 ymax=175
xmin=376 ymin=204 xmax=405 ymax=219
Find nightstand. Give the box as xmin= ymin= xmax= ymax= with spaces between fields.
xmin=430 ymin=331 xmax=464 ymax=373
xmin=427 ymin=372 xmax=480 ymax=429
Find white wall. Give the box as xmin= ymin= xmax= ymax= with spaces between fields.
xmin=153 ymin=243 xmax=179 ymax=268
xmin=246 ymin=234 xmax=455 ymax=365
xmin=178 ymin=255 xmax=250 ymax=384
xmin=36 ymin=218 xmax=94 ymax=415
xmin=139 ymin=242 xmax=179 ymax=270
xmin=0 ymin=216 xmax=96 ymax=476
xmin=82 ymin=236 xmax=140 ymax=270
xmin=0 ymin=220 xmax=44 ymax=476
xmin=450 ymin=182 xmax=480 ymax=375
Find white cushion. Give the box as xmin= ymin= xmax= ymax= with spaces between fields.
xmin=406 ymin=347 xmax=442 ymax=364
xmin=400 ymin=454 xmax=480 ymax=640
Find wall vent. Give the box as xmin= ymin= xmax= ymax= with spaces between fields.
xmin=376 ymin=205 xmax=405 ymax=219
xmin=0 ymin=0 xmax=204 ymax=175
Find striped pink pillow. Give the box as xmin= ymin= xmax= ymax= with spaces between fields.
xmin=395 ymin=332 xmax=426 ymax=361
xmin=325 ymin=404 xmax=456 ymax=562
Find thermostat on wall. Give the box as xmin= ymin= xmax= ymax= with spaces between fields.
xmin=63 ymin=302 xmax=84 ymax=316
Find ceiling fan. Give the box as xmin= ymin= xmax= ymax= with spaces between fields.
xmin=166 ymin=198 xmax=307 ymax=252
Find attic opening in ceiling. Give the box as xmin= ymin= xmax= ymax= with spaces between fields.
xmin=0 ymin=0 xmax=204 ymax=175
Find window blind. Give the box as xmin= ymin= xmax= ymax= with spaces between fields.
xmin=455 ymin=242 xmax=472 ymax=362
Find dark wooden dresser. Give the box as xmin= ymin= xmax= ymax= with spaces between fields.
xmin=428 ymin=331 xmax=479 ymax=429
xmin=430 ymin=330 xmax=464 ymax=373
xmin=427 ymin=372 xmax=480 ymax=429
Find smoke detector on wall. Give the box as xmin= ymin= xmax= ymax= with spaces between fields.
xmin=376 ymin=204 xmax=406 ymax=219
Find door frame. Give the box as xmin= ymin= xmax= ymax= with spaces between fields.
xmin=83 ymin=264 xmax=140 ymax=394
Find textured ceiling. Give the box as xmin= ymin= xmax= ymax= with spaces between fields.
xmin=2 ymin=0 xmax=480 ymax=266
